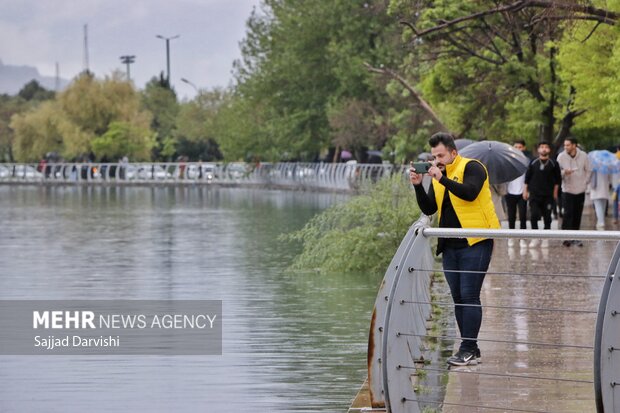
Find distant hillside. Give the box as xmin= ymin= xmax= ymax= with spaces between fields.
xmin=0 ymin=59 xmax=69 ymax=95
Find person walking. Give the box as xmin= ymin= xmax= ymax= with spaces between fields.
xmin=410 ymin=132 xmax=500 ymax=366
xmin=589 ymin=170 xmax=611 ymax=230
xmin=523 ymin=141 xmax=561 ymax=248
xmin=505 ymin=140 xmax=529 ymax=248
xmin=557 ymin=137 xmax=591 ymax=246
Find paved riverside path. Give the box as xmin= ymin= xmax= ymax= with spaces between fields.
xmin=442 ymin=211 xmax=615 ymax=413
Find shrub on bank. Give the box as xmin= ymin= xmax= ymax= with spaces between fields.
xmin=284 ymin=175 xmax=421 ymax=274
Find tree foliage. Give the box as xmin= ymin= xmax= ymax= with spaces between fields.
xmin=557 ymin=19 xmax=620 ymax=148
xmin=387 ymin=0 xmax=620 ymax=148
xmin=6 ymin=1 xmax=620 ymax=164
xmin=18 ymin=80 xmax=55 ymax=102
xmin=174 ymin=89 xmax=225 ymax=161
xmin=224 ymin=0 xmax=406 ymax=162
xmin=141 ymin=76 xmax=180 ymax=160
xmin=283 ymin=175 xmax=420 ymax=274
xmin=10 ymin=73 xmax=153 ymax=161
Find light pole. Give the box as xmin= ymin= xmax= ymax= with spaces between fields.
xmin=181 ymin=77 xmax=198 ymax=93
xmin=120 ymin=55 xmax=135 ymax=80
xmin=156 ymin=34 xmax=180 ymax=85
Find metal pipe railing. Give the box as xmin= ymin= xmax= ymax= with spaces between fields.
xmin=423 ymin=227 xmax=620 ymax=241
xmin=0 ymin=162 xmax=405 ymax=192
xmin=368 ymin=217 xmax=620 ymax=413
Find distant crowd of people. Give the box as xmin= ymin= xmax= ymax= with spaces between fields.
xmin=501 ymin=137 xmax=617 ymax=248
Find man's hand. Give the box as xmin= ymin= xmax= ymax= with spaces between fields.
xmin=427 ymin=164 xmax=443 ymax=181
xmin=522 ymin=189 xmax=529 ymax=201
xmin=563 ymin=168 xmax=573 ymax=176
xmin=409 ymin=165 xmax=424 ymax=185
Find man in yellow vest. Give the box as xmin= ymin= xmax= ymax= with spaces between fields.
xmin=410 ymin=132 xmax=500 ymax=366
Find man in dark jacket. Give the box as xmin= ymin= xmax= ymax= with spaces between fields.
xmin=410 ymin=132 xmax=499 ymax=366
xmin=523 ymin=141 xmax=561 ymax=248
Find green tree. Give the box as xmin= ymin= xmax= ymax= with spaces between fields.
xmin=283 ymin=175 xmax=420 ymax=274
xmin=11 ymin=72 xmax=153 ymax=161
xmin=0 ymin=82 xmax=55 ymax=161
xmin=225 ymin=0 xmax=404 ymax=161
xmin=0 ymin=95 xmax=25 ymax=161
xmin=91 ymin=121 xmax=155 ymax=161
xmin=18 ymin=80 xmax=55 ymax=102
xmin=386 ymin=0 xmax=620 ymax=147
xmin=557 ymin=19 xmax=620 ymax=148
xmin=174 ymin=89 xmax=225 ymax=161
xmin=141 ymin=75 xmax=179 ymax=160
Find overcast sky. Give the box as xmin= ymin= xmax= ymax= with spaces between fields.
xmin=0 ymin=0 xmax=261 ymax=98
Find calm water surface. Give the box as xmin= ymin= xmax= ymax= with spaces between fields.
xmin=0 ymin=186 xmax=381 ymax=412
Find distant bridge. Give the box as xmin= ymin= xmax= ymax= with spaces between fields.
xmin=0 ymin=162 xmax=406 ymax=192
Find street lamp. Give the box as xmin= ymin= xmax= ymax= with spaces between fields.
xmin=120 ymin=55 xmax=135 ymax=80
xmin=156 ymin=34 xmax=180 ymax=85
xmin=181 ymin=77 xmax=198 ymax=93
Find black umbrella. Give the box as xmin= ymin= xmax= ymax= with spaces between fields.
xmin=417 ymin=152 xmax=433 ymax=161
xmin=455 ymin=138 xmax=475 ymax=150
xmin=459 ymin=140 xmax=529 ymax=184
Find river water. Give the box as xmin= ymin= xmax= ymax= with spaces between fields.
xmin=0 ymin=186 xmax=381 ymax=412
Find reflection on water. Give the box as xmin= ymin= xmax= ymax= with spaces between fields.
xmin=0 ymin=186 xmax=381 ymax=412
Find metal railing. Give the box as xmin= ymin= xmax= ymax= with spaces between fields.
xmin=367 ymin=217 xmax=620 ymax=413
xmin=0 ymin=162 xmax=403 ymax=191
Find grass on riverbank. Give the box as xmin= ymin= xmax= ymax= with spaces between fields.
xmin=283 ymin=175 xmax=421 ymax=274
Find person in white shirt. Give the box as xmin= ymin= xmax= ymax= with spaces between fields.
xmin=504 ymin=140 xmax=528 ymax=248
xmin=557 ymin=137 xmax=592 ymax=246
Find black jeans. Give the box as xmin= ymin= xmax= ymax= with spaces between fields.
xmin=562 ymin=192 xmax=585 ymax=231
xmin=529 ymin=197 xmax=553 ymax=230
xmin=504 ymin=194 xmax=527 ymax=229
xmin=442 ymin=239 xmax=494 ymax=352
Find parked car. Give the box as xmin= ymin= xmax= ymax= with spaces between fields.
xmin=137 ymin=165 xmax=170 ymax=180
xmin=185 ymin=163 xmax=217 ymax=181
xmin=124 ymin=165 xmax=170 ymax=180
xmin=12 ymin=165 xmax=44 ymax=179
xmin=0 ymin=165 xmax=9 ymax=179
xmin=226 ymin=162 xmax=248 ymax=180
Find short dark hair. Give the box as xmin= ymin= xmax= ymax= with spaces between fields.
xmin=429 ymin=132 xmax=457 ymax=151
xmin=537 ymin=140 xmax=551 ymax=149
xmin=564 ymin=137 xmax=578 ymax=145
xmin=514 ymin=139 xmax=526 ymax=146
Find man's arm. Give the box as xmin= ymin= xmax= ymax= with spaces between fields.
xmin=523 ymin=164 xmax=532 ymax=200
xmin=413 ymin=182 xmax=438 ymax=216
xmin=438 ymin=161 xmax=486 ymax=202
xmin=584 ymin=152 xmax=592 ymax=185
xmin=553 ymin=162 xmax=561 ymax=199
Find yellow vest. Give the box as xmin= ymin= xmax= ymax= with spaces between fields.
xmin=432 ymin=154 xmax=500 ymax=246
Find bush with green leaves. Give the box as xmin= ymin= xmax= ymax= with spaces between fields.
xmin=284 ymin=175 xmax=421 ymax=274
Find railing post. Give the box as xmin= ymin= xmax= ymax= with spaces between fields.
xmin=382 ymin=232 xmax=432 ymax=413
xmin=595 ymin=241 xmax=620 ymax=412
xmin=368 ymin=215 xmax=432 ymax=410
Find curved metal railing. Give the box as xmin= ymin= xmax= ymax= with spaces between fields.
xmin=367 ymin=219 xmax=620 ymax=413
xmin=0 ymin=162 xmax=403 ymax=191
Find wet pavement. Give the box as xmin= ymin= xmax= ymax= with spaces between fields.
xmin=442 ymin=209 xmax=617 ymax=413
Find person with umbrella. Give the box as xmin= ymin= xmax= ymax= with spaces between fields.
xmin=557 ymin=137 xmax=591 ymax=246
xmin=587 ymin=150 xmax=619 ymax=229
xmin=504 ymin=139 xmax=530 ymax=248
xmin=409 ymin=132 xmax=500 ymax=366
xmin=522 ymin=141 xmax=561 ymax=247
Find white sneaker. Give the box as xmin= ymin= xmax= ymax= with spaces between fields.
xmin=529 ymin=239 xmax=540 ymax=247
xmin=541 ymin=239 xmax=549 ymax=248
xmin=519 ymin=239 xmax=527 ymax=248
xmin=596 ymin=223 xmax=605 ymax=230
xmin=508 ymin=239 xmax=515 ymax=247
